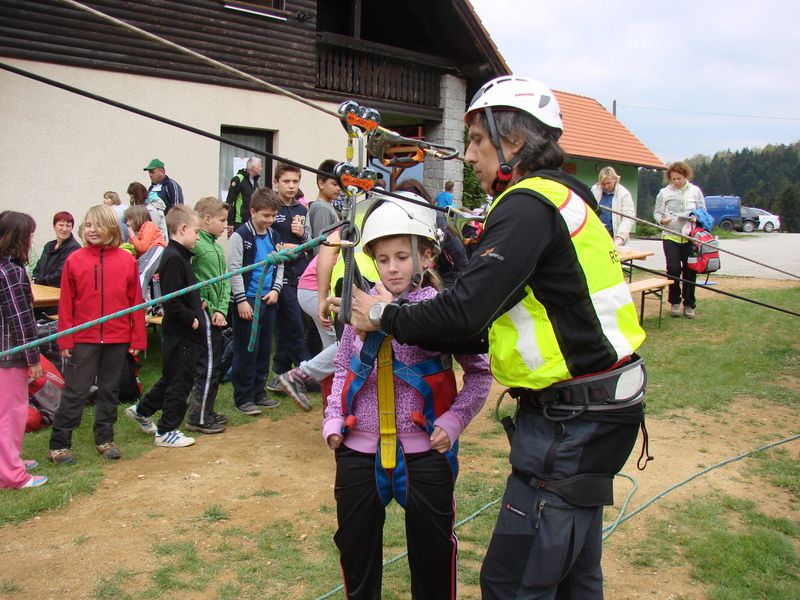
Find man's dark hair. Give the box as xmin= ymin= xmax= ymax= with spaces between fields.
xmin=471 ymin=111 xmax=564 ymax=173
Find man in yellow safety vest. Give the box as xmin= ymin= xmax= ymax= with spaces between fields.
xmin=341 ymin=75 xmax=648 ymax=599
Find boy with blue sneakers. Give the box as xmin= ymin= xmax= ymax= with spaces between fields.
xmin=227 ymin=188 xmax=284 ymax=415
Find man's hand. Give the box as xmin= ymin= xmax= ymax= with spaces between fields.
xmin=129 ymin=348 xmax=140 ymax=357
xmin=191 ymin=318 xmax=199 ymax=330
xmin=212 ymin=311 xmax=227 ymax=327
xmin=327 ymin=434 xmax=343 ymax=449
xmin=237 ymin=300 xmax=253 ymax=321
xmin=60 ymin=348 xmax=72 ymax=359
xmin=329 ymin=281 xmax=393 ymax=331
xmin=263 ymin=290 xmax=279 ymax=305
xmin=430 ymin=426 xmax=451 ymax=453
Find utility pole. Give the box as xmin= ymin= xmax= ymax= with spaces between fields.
xmin=613 ymin=99 xmax=617 ymax=116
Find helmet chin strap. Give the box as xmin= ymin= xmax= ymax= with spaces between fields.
xmin=483 ymin=106 xmax=520 ymax=195
xmin=397 ymin=234 xmax=423 ymax=301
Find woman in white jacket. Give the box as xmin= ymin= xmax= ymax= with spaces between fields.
xmin=590 ymin=167 xmax=635 ymax=245
xmin=653 ymin=161 xmax=706 ymax=319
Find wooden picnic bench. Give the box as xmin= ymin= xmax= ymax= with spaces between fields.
xmin=628 ymin=277 xmax=671 ymax=327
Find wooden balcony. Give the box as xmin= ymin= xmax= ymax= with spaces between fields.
xmin=316 ymin=32 xmax=454 ymax=110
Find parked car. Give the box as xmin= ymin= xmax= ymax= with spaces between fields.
xmin=745 ymin=207 xmax=781 ymax=232
xmin=735 ymin=207 xmax=760 ymax=233
xmin=704 ymin=195 xmax=742 ymax=231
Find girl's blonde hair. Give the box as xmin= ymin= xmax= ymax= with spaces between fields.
xmin=82 ymin=205 xmax=122 ymax=247
xmin=124 ymin=205 xmax=151 ymax=232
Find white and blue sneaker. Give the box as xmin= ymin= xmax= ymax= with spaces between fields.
xmin=125 ymin=404 xmax=157 ymax=435
xmin=155 ymin=429 xmax=196 ymax=448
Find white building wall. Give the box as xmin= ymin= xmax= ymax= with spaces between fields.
xmin=0 ymin=59 xmax=346 ymax=258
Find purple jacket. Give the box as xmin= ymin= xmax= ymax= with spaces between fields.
xmin=323 ymin=286 xmax=492 ymax=454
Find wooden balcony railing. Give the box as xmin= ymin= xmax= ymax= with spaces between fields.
xmin=316 ymin=33 xmax=447 ymax=108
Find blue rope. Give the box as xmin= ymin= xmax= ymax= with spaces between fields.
xmin=0 ymin=234 xmax=327 ymax=360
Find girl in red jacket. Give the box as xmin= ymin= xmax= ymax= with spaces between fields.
xmin=48 ymin=205 xmax=147 ymax=464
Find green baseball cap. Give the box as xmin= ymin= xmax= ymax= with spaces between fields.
xmin=143 ymin=158 xmax=165 ymax=171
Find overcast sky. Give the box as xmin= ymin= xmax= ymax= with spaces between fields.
xmin=468 ymin=0 xmax=800 ymax=163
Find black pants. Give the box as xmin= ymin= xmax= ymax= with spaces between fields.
xmin=138 ymin=333 xmax=201 ymax=433
xmin=663 ymin=239 xmax=697 ymax=308
xmin=333 ymin=446 xmax=457 ymax=600
xmin=50 ymin=343 xmax=128 ymax=449
xmin=231 ymin=299 xmax=275 ymax=407
xmin=187 ymin=314 xmax=223 ymax=425
xmin=481 ymin=477 xmax=603 ymax=600
xmin=272 ymin=283 xmax=311 ymax=374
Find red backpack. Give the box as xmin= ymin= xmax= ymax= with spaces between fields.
xmin=687 ymin=226 xmax=721 ymax=274
xmin=28 ymin=355 xmax=64 ymax=425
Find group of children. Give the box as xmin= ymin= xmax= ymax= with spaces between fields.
xmin=2 ymin=165 xmax=491 ymax=600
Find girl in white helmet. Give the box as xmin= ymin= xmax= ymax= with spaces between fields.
xmin=322 ymin=192 xmax=492 ymax=600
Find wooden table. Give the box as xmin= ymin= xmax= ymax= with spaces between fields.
xmin=31 ymin=283 xmax=61 ymax=308
xmin=618 ymin=247 xmax=655 ymax=282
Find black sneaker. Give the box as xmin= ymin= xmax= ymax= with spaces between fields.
xmin=266 ymin=375 xmax=286 ymax=394
xmin=185 ymin=421 xmax=226 ymax=434
xmin=211 ymin=412 xmax=228 ymax=425
xmin=254 ymin=396 xmax=280 ymax=409
xmin=235 ymin=402 xmax=261 ymax=416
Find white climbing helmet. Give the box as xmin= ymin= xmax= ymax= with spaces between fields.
xmin=361 ymin=192 xmax=442 ymax=258
xmin=465 ymin=75 xmax=563 ymax=132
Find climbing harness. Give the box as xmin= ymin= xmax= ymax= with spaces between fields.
xmin=338 ymin=330 xmax=459 ymax=508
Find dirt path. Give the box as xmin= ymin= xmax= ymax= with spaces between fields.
xmin=1 ymin=389 xmax=797 ymax=599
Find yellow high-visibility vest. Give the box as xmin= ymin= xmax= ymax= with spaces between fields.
xmin=486 ymin=176 xmax=646 ymax=390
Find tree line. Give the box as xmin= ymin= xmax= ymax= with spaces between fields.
xmin=637 ymin=141 xmax=800 ymax=232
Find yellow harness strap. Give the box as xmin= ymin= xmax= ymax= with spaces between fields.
xmin=377 ymin=335 xmax=396 ymax=469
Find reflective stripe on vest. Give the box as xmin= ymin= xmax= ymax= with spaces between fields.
xmin=486 ymin=176 xmax=646 ymax=390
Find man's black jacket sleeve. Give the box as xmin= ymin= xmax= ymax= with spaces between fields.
xmin=382 ymin=192 xmax=557 ymax=354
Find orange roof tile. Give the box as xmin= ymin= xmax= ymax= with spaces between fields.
xmin=554 ymin=90 xmax=665 ymax=169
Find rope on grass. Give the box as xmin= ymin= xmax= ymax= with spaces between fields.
xmin=0 ymin=235 xmax=328 ymax=360
xmin=601 ymin=432 xmax=800 ymax=540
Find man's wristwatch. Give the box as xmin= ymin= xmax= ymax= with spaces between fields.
xmin=368 ymin=301 xmax=388 ymax=328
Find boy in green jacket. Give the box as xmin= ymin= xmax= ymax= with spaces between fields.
xmin=186 ymin=197 xmax=231 ymax=434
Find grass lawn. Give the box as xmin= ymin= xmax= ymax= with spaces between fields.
xmin=2 ymin=283 xmax=799 ymax=599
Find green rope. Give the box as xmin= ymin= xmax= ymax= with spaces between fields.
xmin=247 ymin=250 xmax=277 ymax=353
xmin=0 ymin=234 xmax=327 ymax=360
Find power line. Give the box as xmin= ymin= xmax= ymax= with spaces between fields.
xmin=617 ymin=103 xmax=800 ymax=122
